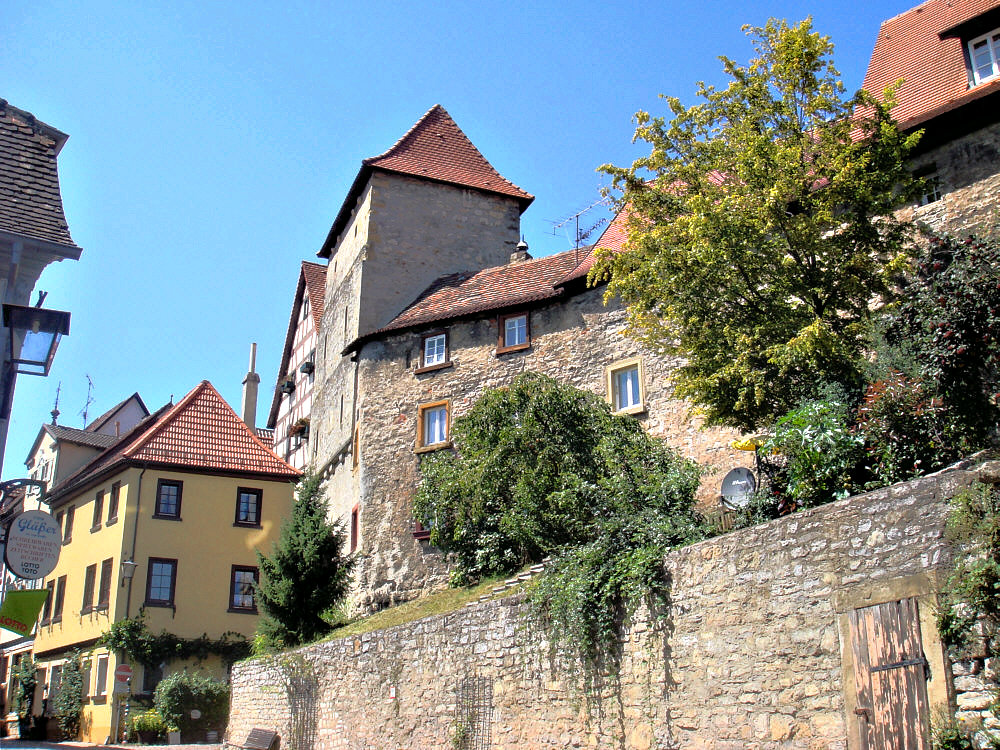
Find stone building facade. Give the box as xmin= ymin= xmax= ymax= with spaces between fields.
xmin=268 ymin=0 xmax=1000 ymax=608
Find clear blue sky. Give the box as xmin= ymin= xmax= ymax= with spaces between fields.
xmin=2 ymin=0 xmax=917 ymax=477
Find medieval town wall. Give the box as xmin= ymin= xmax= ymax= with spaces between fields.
xmin=228 ymin=462 xmax=997 ymax=749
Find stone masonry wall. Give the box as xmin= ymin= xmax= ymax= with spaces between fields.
xmin=347 ymin=283 xmax=742 ymax=609
xmin=228 ymin=462 xmax=995 ymax=750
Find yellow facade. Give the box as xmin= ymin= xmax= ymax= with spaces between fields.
xmin=31 ymin=465 xmax=295 ymax=742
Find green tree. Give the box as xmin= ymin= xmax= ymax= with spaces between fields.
xmin=594 ymin=18 xmax=922 ymax=431
xmin=11 ymin=655 xmax=37 ymax=720
xmin=255 ymin=471 xmax=355 ymax=650
xmin=414 ymin=372 xmax=703 ymax=582
xmin=153 ymin=670 xmax=229 ymax=736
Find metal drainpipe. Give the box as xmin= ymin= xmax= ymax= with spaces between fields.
xmin=124 ymin=462 xmax=148 ymax=618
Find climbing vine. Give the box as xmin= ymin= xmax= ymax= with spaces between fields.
xmin=98 ymin=612 xmax=250 ymax=667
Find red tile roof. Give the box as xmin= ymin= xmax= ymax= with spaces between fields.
xmin=363 ymin=248 xmax=586 ymax=340
xmin=319 ymin=105 xmax=533 ymax=258
xmin=47 ymin=381 xmax=299 ymax=505
xmin=556 ymin=209 xmax=631 ymax=285
xmin=302 ymin=261 xmax=327 ymax=332
xmin=863 ymin=0 xmax=1000 ymax=129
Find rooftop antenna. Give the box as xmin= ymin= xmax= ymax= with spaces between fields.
xmin=51 ymin=381 xmax=61 ymax=425
xmin=549 ymin=197 xmax=610 ymax=266
xmin=80 ymin=374 xmax=95 ymax=427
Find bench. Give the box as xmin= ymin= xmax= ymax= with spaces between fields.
xmin=241 ymin=728 xmax=279 ymax=750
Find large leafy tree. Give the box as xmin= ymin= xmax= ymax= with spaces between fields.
xmin=255 ymin=471 xmax=354 ymax=650
xmin=594 ymin=18 xmax=923 ymax=431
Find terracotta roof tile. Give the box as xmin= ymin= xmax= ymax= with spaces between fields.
xmin=364 ymin=105 xmax=533 ymax=204
xmin=48 ymin=381 xmax=299 ymax=505
xmin=302 ymin=261 xmax=327 ymax=332
xmin=374 ymin=248 xmax=585 ymax=336
xmin=319 ymin=105 xmax=532 ymax=258
xmin=863 ymin=0 xmax=1000 ymax=128
xmin=0 ymin=100 xmax=79 ymax=248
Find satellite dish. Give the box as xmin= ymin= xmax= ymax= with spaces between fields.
xmin=721 ymin=467 xmax=756 ymax=508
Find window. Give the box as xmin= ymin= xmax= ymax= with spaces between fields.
xmin=141 ymin=663 xmax=163 ymax=695
xmin=82 ymin=564 xmax=97 ymax=613
xmin=416 ymin=400 xmax=450 ymax=452
xmin=229 ymin=566 xmax=258 ymax=612
xmin=53 ymin=575 xmax=66 ymax=621
xmin=969 ymin=29 xmax=1000 ymax=85
xmin=497 ymin=312 xmax=530 ymax=353
xmin=50 ymin=665 xmax=62 ymax=704
xmin=63 ymin=505 xmax=75 ymax=542
xmin=40 ymin=579 xmax=55 ymax=623
xmin=915 ymin=163 xmax=942 ymax=206
xmin=92 ymin=491 xmax=104 ymax=531
xmin=94 ymin=654 xmax=109 ymax=697
xmin=81 ymin=658 xmax=92 ymax=699
xmin=607 ymin=357 xmax=646 ymax=415
xmin=56 ymin=510 xmax=64 ymax=539
xmin=154 ymin=479 xmax=182 ymax=519
xmin=108 ymin=482 xmax=121 ymax=524
xmin=350 ymin=504 xmax=359 ymax=553
xmin=145 ymin=558 xmax=178 ymax=608
xmin=235 ymin=488 xmax=262 ymax=527
xmin=98 ymin=558 xmax=113 ymax=609
xmin=413 ymin=519 xmax=432 ymax=541
xmin=417 ymin=332 xmax=450 ymax=372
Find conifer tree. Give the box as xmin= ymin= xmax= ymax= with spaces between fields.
xmin=255 ymin=471 xmax=354 ymax=650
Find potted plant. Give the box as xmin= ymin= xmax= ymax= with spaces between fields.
xmin=130 ymin=708 xmax=168 ymax=744
xmin=279 ymin=376 xmax=296 ymax=395
xmin=289 ymin=417 xmax=310 ymax=438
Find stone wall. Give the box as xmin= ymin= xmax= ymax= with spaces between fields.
xmin=228 ymin=462 xmax=996 ymax=749
xmin=344 ymin=283 xmax=742 ymax=609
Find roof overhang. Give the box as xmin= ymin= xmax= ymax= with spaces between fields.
xmin=0 ymin=229 xmax=81 ymax=260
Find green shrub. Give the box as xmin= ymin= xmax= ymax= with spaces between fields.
xmin=130 ymin=708 xmax=169 ymax=740
xmin=10 ymin=656 xmax=36 ymax=719
xmin=51 ymin=652 xmax=85 ymax=739
xmin=153 ymin=670 xmax=229 ymax=736
xmin=761 ymin=398 xmax=865 ymax=510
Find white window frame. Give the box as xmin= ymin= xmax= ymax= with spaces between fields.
xmin=968 ymin=29 xmax=1000 ymax=85
xmin=498 ymin=312 xmax=530 ymax=353
xmin=422 ymin=332 xmax=448 ymax=368
xmin=606 ymin=357 xmax=646 ymax=415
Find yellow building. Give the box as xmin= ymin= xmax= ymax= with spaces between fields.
xmin=30 ymin=381 xmax=299 ymax=742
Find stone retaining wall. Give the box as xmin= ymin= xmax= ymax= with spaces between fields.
xmin=228 ymin=463 xmax=998 ymax=750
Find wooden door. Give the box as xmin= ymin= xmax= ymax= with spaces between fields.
xmin=848 ymin=597 xmax=930 ymax=750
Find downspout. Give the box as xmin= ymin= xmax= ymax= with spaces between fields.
xmin=124 ymin=462 xmax=148 ymax=619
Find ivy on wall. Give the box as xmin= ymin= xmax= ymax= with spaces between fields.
xmin=98 ymin=612 xmax=250 ymax=668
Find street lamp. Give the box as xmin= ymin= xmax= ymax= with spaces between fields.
xmin=120 ymin=559 xmax=138 ymax=587
xmin=3 ymin=303 xmax=71 ymax=378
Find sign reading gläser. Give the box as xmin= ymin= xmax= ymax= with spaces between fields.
xmin=4 ymin=509 xmax=61 ymax=579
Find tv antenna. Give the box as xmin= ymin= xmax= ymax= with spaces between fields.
xmin=80 ymin=374 xmax=95 ymax=427
xmin=549 ymin=197 xmax=610 ymax=266
xmin=51 ymin=381 xmax=62 ymax=425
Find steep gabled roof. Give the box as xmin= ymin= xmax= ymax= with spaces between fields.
xmin=319 ymin=105 xmax=533 ymax=258
xmin=0 ymin=100 xmax=80 ymax=250
xmin=863 ymin=0 xmax=1000 ymax=129
xmin=47 ymin=381 xmax=299 ymax=506
xmin=86 ymin=392 xmax=149 ymax=433
xmin=267 ymin=261 xmax=327 ymax=429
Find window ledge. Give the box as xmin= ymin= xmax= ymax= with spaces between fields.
xmin=615 ymin=404 xmax=647 ymax=417
xmin=414 ymin=361 xmax=453 ymax=375
xmin=152 ymin=514 xmax=182 ymax=521
xmin=227 ymin=607 xmax=258 ymax=615
xmin=91 ymin=695 xmax=107 ymax=704
xmin=51 ymin=616 xmax=62 ymax=624
xmin=233 ymin=522 xmax=263 ymax=529
xmin=496 ymin=343 xmax=530 ymax=355
xmin=415 ymin=440 xmax=453 ymax=455
xmin=144 ymin=601 xmax=175 ymax=609
xmin=413 ymin=529 xmax=431 ymax=541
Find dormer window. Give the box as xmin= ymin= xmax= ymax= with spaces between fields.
xmin=969 ymin=29 xmax=1000 ymax=85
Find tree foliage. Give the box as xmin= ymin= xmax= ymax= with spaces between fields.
xmin=255 ymin=471 xmax=355 ymax=650
xmin=414 ymin=372 xmax=703 ymax=582
xmin=415 ymin=373 xmax=706 ymax=690
xmin=153 ymin=670 xmax=229 ymax=736
xmin=594 ymin=18 xmax=922 ymax=431
xmin=11 ymin=656 xmax=37 ymax=719
xmin=51 ymin=651 xmax=85 ymax=739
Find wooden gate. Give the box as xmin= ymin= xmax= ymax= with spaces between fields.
xmin=848 ymin=597 xmax=930 ymax=749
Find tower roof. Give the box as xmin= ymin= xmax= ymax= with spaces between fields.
xmin=318 ymin=105 xmax=533 ymax=258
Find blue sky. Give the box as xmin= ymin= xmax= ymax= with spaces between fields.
xmin=2 ymin=0 xmax=917 ymax=476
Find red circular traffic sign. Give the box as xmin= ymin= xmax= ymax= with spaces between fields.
xmin=114 ymin=664 xmax=133 ymax=683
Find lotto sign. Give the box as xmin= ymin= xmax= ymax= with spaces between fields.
xmin=4 ymin=510 xmax=61 ymax=580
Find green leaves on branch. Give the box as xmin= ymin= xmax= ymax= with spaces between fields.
xmin=594 ymin=17 xmax=921 ymax=431
xmin=99 ymin=612 xmax=250 ymax=667
xmin=414 ymin=373 xmax=706 ymax=685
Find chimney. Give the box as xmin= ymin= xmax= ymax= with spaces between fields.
xmin=510 ymin=238 xmax=531 ymax=264
xmin=241 ymin=343 xmax=261 ymax=428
